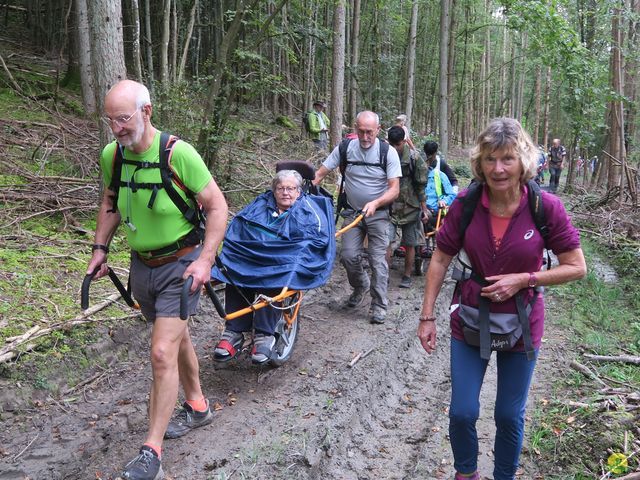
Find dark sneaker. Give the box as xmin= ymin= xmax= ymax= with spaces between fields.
xmin=121 ymin=446 xmax=163 ymax=480
xmin=346 ymin=288 xmax=369 ymax=308
xmin=164 ymin=401 xmax=214 ymax=439
xmin=420 ymin=246 xmax=432 ymax=258
xmin=399 ymin=276 xmax=412 ymax=288
xmin=251 ymin=333 xmax=276 ymax=364
xmin=369 ymin=305 xmax=386 ymax=324
xmin=454 ymin=472 xmax=479 ymax=480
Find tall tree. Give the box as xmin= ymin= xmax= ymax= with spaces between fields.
xmin=159 ymin=0 xmax=171 ymax=86
xmin=86 ymin=0 xmax=127 ymax=146
xmin=75 ymin=0 xmax=95 ymax=115
xmin=348 ymin=0 xmax=361 ymax=126
xmin=130 ymin=0 xmax=143 ymax=82
xmin=439 ymin=0 xmax=451 ymax=157
xmin=404 ymin=0 xmax=418 ymax=129
xmin=177 ymin=0 xmax=198 ymax=83
xmin=330 ymin=0 xmax=346 ymax=149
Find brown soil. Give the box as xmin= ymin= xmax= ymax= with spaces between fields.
xmin=0 ymin=256 xmax=566 ymax=480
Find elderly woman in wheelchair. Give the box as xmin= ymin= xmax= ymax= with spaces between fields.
xmin=211 ymin=165 xmax=335 ymax=365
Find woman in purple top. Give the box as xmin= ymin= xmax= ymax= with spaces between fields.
xmin=417 ymin=118 xmax=586 ymax=480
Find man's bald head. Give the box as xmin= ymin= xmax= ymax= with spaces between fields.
xmin=354 ymin=111 xmax=380 ymax=149
xmin=105 ymin=80 xmax=151 ymax=111
xmin=552 ymin=138 xmax=561 ymax=147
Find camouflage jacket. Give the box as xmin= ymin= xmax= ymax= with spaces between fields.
xmin=391 ymin=145 xmax=428 ymax=225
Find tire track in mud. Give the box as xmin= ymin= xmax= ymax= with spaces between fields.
xmin=0 ymin=261 xmax=518 ymax=479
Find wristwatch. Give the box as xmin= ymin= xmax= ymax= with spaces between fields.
xmin=528 ymin=272 xmax=538 ymax=288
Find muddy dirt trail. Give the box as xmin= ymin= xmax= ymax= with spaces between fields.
xmin=0 ymin=258 xmax=560 ymax=480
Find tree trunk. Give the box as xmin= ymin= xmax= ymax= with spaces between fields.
xmin=143 ymin=0 xmax=154 ymax=90
xmin=159 ymin=0 xmax=170 ymax=86
xmin=75 ymin=0 xmax=95 ymax=115
xmin=330 ymin=0 xmax=346 ymax=149
xmin=607 ymin=2 xmax=625 ymax=197
xmin=533 ymin=64 xmax=542 ymax=144
xmin=178 ymin=0 xmax=198 ymax=83
xmin=404 ymin=0 xmax=418 ymax=130
xmin=542 ymin=66 xmax=551 ymax=150
xmin=127 ymin=0 xmax=142 ymax=82
xmin=348 ymin=0 xmax=361 ymax=126
xmin=439 ymin=0 xmax=451 ymax=157
xmin=170 ymin=0 xmax=177 ymax=84
xmin=87 ymin=0 xmax=127 ymax=146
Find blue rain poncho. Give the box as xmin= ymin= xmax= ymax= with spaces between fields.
xmin=211 ymin=191 xmax=336 ymax=290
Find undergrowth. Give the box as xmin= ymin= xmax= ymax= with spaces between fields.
xmin=526 ymin=237 xmax=640 ymax=478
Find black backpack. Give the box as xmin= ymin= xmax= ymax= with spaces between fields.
xmin=108 ymin=131 xmax=205 ymax=236
xmin=335 ymin=138 xmax=390 ymax=222
xmin=302 ymin=111 xmax=312 ymax=135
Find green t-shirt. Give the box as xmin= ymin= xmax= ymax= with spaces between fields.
xmin=100 ymin=132 xmax=212 ymax=252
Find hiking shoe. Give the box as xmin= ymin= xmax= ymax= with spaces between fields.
xmin=369 ymin=305 xmax=386 ymax=324
xmin=346 ymin=288 xmax=369 ymax=308
xmin=454 ymin=472 xmax=479 ymax=480
xmin=399 ymin=276 xmax=412 ymax=288
xmin=252 ymin=333 xmax=276 ymax=364
xmin=121 ymin=446 xmax=163 ymax=480
xmin=420 ymin=245 xmax=432 ymax=258
xmin=164 ymin=401 xmax=214 ymax=439
xmin=213 ymin=329 xmax=244 ymax=362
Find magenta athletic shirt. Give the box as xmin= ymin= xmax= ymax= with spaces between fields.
xmin=436 ymin=184 xmax=581 ymax=350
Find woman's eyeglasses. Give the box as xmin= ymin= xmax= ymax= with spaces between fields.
xmin=275 ymin=186 xmax=298 ymax=193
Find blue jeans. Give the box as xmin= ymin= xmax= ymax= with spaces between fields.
xmin=449 ymin=338 xmax=538 ymax=480
xmin=224 ymin=287 xmax=282 ymax=335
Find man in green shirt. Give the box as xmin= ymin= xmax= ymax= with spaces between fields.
xmin=86 ymin=80 xmax=228 ymax=480
xmin=307 ymin=101 xmax=330 ymax=150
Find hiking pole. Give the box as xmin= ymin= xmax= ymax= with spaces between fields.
xmin=81 ymin=266 xmax=138 ymax=311
xmin=335 ymin=209 xmax=365 ymax=238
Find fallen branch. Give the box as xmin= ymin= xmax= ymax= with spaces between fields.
xmin=0 ymin=294 xmax=137 ymax=363
xmin=584 ymin=353 xmax=640 ymax=365
xmin=569 ymin=360 xmax=608 ymax=387
xmin=348 ymin=347 xmax=375 ymax=368
xmin=616 ymin=472 xmax=640 ymax=480
xmin=12 ymin=433 xmax=39 ymax=462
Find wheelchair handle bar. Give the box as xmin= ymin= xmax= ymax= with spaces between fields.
xmin=81 ymin=266 xmax=137 ymax=311
xmin=180 ymin=275 xmax=226 ymax=320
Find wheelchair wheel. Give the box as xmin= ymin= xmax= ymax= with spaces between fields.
xmin=270 ymin=291 xmax=302 ymax=367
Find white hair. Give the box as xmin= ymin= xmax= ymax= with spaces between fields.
xmin=356 ymin=110 xmax=380 ymax=126
xmin=271 ymin=170 xmax=303 ymax=192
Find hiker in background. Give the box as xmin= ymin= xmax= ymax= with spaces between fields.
xmin=534 ymin=145 xmax=546 ymax=185
xmin=394 ymin=114 xmax=416 ymax=151
xmin=417 ymin=118 xmax=586 ymax=480
xmin=313 ymin=110 xmax=401 ymax=324
xmin=386 ymin=125 xmax=428 ymax=288
xmin=86 ymin=80 xmax=228 ymax=480
xmin=423 ymin=140 xmax=459 ymax=194
xmin=307 ymin=101 xmax=330 ymax=151
xmin=420 ymin=149 xmax=456 ymax=258
xmin=548 ymin=138 xmax=566 ymax=193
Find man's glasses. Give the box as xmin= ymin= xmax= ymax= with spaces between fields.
xmin=101 ymin=109 xmax=140 ymax=128
xmin=275 ymin=186 xmax=298 ymax=193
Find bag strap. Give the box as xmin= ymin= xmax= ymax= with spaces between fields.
xmin=515 ymin=291 xmax=537 ymax=361
xmin=478 ymin=295 xmax=492 ymax=360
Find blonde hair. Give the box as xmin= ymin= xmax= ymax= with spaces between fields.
xmin=396 ymin=114 xmax=407 ymax=125
xmin=469 ymin=117 xmax=538 ymax=184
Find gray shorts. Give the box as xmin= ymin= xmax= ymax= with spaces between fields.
xmin=389 ymin=220 xmax=422 ymax=247
xmin=129 ymin=246 xmax=202 ymax=321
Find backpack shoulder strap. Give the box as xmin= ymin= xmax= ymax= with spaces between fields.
xmin=379 ymin=140 xmax=389 ymax=172
xmin=158 ymin=132 xmax=199 ymax=227
xmin=458 ymin=180 xmax=482 ymax=239
xmin=107 ymin=143 xmax=124 ymax=213
xmin=338 ymin=138 xmax=352 ymax=175
xmin=526 ymin=179 xmax=549 ymax=244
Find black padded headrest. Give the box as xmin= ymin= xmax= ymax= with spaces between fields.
xmin=276 ymin=160 xmax=316 ymax=180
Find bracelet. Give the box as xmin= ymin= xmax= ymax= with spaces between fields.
xmin=419 ymin=315 xmax=436 ymax=322
xmin=92 ymin=243 xmax=109 ymax=254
